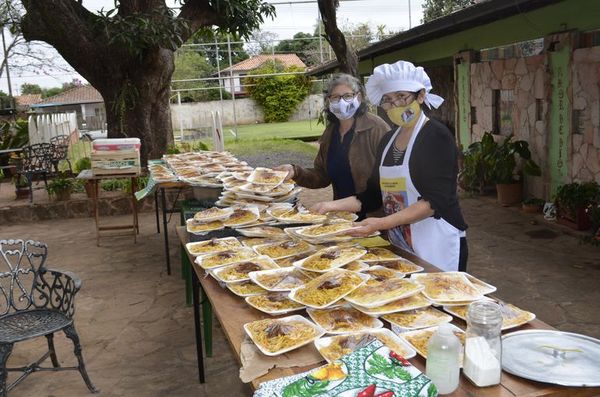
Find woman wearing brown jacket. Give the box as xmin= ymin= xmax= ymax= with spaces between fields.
xmin=277 ymin=74 xmax=389 ymax=213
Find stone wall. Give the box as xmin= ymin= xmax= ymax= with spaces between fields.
xmin=571 ymin=47 xmax=600 ymax=184
xmin=171 ymin=94 xmax=323 ymax=129
xmin=470 ymin=55 xmax=548 ymax=198
xmin=0 ymin=195 xmax=155 ymax=225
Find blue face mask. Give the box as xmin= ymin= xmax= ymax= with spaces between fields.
xmin=329 ymin=96 xmax=361 ymax=120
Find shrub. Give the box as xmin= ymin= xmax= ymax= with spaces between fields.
xmin=245 ymin=62 xmax=312 ymax=123
xmin=74 ymin=157 xmax=92 ymax=173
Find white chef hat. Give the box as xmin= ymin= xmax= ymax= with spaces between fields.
xmin=365 ymin=60 xmax=444 ymax=109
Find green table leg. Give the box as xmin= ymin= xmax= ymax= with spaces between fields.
xmin=181 ymin=247 xmax=193 ymax=306
xmin=200 ymin=285 xmax=213 ymax=357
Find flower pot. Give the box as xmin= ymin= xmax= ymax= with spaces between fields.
xmin=522 ymin=203 xmax=543 ymax=213
xmin=496 ymin=183 xmax=522 ymax=206
xmin=15 ymin=186 xmax=30 ymax=200
xmin=84 ymin=180 xmax=96 ymax=198
xmin=557 ymin=206 xmax=592 ymax=231
xmin=54 ymin=189 xmax=72 ymax=201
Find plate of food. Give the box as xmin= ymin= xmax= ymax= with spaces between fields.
xmin=324 ymin=211 xmax=359 ymax=222
xmin=460 ymin=272 xmax=497 ymax=295
xmin=294 ymin=222 xmax=357 ymax=239
xmin=185 ymin=237 xmax=242 ymax=256
xmin=344 ymin=278 xmax=424 ymax=308
xmin=343 ymin=261 xmax=369 ymax=272
xmin=306 ymin=305 xmax=383 ymax=334
xmin=288 ymin=269 xmax=369 ymax=309
xmin=314 ymin=328 xmax=416 ymax=363
xmin=233 ymin=191 xmax=276 ymax=202
xmin=186 ymin=219 xmax=225 ymax=235
xmin=410 ymin=272 xmax=483 ymax=303
xmin=383 ymin=307 xmax=453 ymax=332
xmin=362 ymin=266 xmax=405 ymax=282
xmin=254 ymin=240 xmax=314 ymax=259
xmin=222 ymin=207 xmax=260 ymax=227
xmin=249 ymin=267 xmax=312 ymax=291
xmin=243 ymin=315 xmax=326 ymax=356
xmin=211 ymin=255 xmax=278 ymax=283
xmin=400 ymin=324 xmax=465 ymax=364
xmin=247 ymin=167 xmax=289 ymax=186
xmin=193 ymin=207 xmax=234 ymax=223
xmin=194 ymin=247 xmax=259 ymax=270
xmin=360 ymin=247 xmax=402 ymax=262
xmin=293 ymin=246 xmax=367 ymax=273
xmin=352 ymin=293 xmax=431 ymax=316
xmin=226 ymin=280 xmax=267 ymax=297
xmin=236 ymin=225 xmax=286 ymax=238
xmin=444 ymin=300 xmax=535 ymax=331
xmin=238 ymin=182 xmax=294 ymax=196
xmin=367 ymin=259 xmax=424 ymax=275
xmin=240 ymin=237 xmax=286 ymax=249
xmin=245 ymin=292 xmax=305 ymax=315
xmin=275 ymin=252 xmax=313 ymax=268
xmin=267 ymin=205 xmax=327 ymax=224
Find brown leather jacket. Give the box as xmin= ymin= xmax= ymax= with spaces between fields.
xmin=293 ymin=111 xmax=390 ymax=199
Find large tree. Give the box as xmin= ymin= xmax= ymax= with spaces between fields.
xmin=317 ymin=0 xmax=358 ymax=77
xmin=17 ymin=0 xmax=274 ymax=163
xmin=422 ymin=0 xmax=475 ymax=23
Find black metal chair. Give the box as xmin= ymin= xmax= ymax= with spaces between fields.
xmin=0 ymin=239 xmax=98 ymax=396
xmin=49 ymin=135 xmax=72 ymax=175
xmin=17 ymin=143 xmax=53 ymax=203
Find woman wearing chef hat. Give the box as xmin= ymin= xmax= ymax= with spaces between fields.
xmin=313 ymin=61 xmax=467 ymax=271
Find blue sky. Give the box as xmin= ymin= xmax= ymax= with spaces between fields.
xmin=1 ymin=0 xmax=424 ymax=93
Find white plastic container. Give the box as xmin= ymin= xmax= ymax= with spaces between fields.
xmin=425 ymin=323 xmax=461 ymax=394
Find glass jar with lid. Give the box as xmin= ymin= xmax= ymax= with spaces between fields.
xmin=463 ymin=300 xmax=503 ymax=387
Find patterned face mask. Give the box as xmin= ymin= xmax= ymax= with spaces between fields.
xmin=386 ymin=100 xmax=421 ymax=128
xmin=329 ymin=95 xmax=361 ymax=120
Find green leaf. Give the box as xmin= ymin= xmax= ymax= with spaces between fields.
xmin=427 ymin=382 xmax=438 ymax=397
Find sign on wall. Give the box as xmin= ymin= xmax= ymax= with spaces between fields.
xmin=548 ymin=44 xmax=571 ymax=195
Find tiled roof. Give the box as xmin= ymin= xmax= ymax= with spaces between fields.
xmin=220 ymin=54 xmax=306 ymax=73
xmin=32 ymin=85 xmax=103 ymax=107
xmin=15 ymin=94 xmax=42 ymax=107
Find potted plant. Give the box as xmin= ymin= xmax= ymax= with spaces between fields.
xmin=554 ymin=181 xmax=600 ymax=231
xmin=13 ymin=173 xmax=30 ymax=199
xmin=75 ymin=157 xmax=95 ymax=198
xmin=46 ymin=174 xmax=74 ymax=201
xmin=488 ymin=134 xmax=541 ymax=206
xmin=459 ymin=132 xmax=497 ymax=195
xmin=522 ymin=198 xmax=545 ymax=213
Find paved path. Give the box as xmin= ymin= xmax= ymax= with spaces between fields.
xmin=1 ymin=192 xmax=599 ymax=396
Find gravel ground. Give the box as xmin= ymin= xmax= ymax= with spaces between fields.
xmin=237 ymin=151 xmax=315 ymax=169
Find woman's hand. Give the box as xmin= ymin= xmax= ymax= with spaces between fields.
xmin=310 ymin=201 xmax=337 ymax=214
xmin=274 ymin=164 xmax=295 ymax=180
xmin=347 ymin=217 xmax=387 ymax=237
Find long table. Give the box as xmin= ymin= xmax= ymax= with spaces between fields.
xmin=176 ymin=226 xmax=600 ymax=396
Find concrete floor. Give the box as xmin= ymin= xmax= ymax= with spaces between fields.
xmin=1 ymin=188 xmax=599 ymax=397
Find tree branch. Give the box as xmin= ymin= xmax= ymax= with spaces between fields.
xmin=177 ymin=0 xmax=222 ymax=43
xmin=19 ymin=0 xmax=113 ymax=85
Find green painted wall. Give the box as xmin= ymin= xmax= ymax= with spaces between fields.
xmin=456 ymin=61 xmax=471 ymax=148
xmin=361 ymin=0 xmax=600 ymax=68
xmin=548 ymin=44 xmax=571 ymax=195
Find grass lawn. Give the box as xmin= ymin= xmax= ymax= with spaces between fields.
xmin=201 ymin=137 xmax=317 ymax=157
xmin=223 ymin=119 xmax=323 ymax=140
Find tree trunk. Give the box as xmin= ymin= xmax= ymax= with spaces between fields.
xmin=100 ymin=49 xmax=175 ymax=164
xmin=317 ymin=0 xmax=358 ymax=77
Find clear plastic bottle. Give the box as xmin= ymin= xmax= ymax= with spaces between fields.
xmin=463 ymin=301 xmax=503 ymax=387
xmin=426 ymin=323 xmax=461 ymax=394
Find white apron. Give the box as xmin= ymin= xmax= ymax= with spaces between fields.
xmin=379 ymin=113 xmax=462 ymax=271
